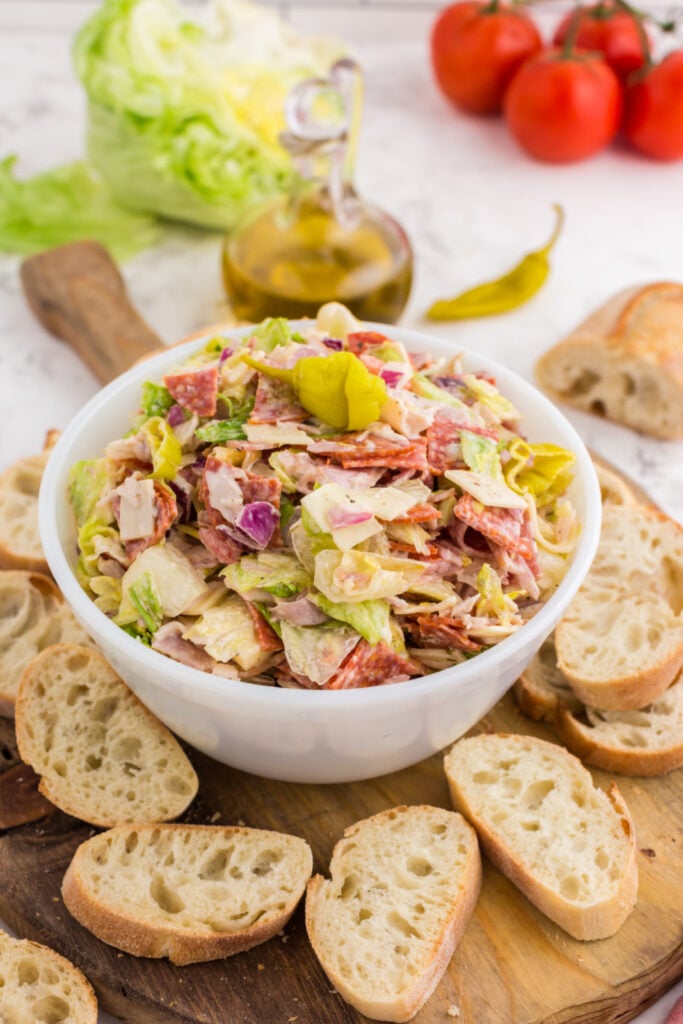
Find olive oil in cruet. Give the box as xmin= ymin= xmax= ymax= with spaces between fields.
xmin=222 ymin=59 xmax=413 ymax=323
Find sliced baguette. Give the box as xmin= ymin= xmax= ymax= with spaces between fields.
xmin=444 ymin=734 xmax=638 ymax=941
xmin=0 ymin=929 xmax=97 ymax=1024
xmin=514 ymin=636 xmax=584 ymax=723
xmin=62 ymin=823 xmax=313 ymax=965
xmin=554 ymin=671 xmax=683 ymax=777
xmin=593 ymin=462 xmax=640 ymax=507
xmin=555 ymin=503 xmax=683 ymax=710
xmin=535 ymin=282 xmax=683 ymax=439
xmin=15 ymin=643 xmax=198 ymax=827
xmin=0 ymin=432 xmax=59 ymax=576
xmin=305 ymin=805 xmax=481 ymax=1023
xmin=0 ymin=570 xmax=94 ymax=717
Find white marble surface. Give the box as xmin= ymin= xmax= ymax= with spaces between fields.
xmin=0 ymin=5 xmax=682 ymax=1024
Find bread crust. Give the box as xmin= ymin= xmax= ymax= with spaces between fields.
xmin=62 ymin=823 xmax=312 ymax=966
xmin=305 ymin=805 xmax=482 ymax=1023
xmin=554 ymin=704 xmax=683 ymax=777
xmin=444 ymin=735 xmax=638 ymax=941
xmin=0 ymin=930 xmax=98 ymax=1023
xmin=535 ymin=282 xmax=683 ymax=439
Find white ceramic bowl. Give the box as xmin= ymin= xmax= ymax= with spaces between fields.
xmin=40 ymin=323 xmax=601 ymax=784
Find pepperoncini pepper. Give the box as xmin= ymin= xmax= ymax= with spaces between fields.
xmin=426 ymin=204 xmax=564 ymax=321
xmin=243 ymin=351 xmax=387 ymax=431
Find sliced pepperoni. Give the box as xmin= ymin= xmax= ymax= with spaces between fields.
xmin=250 ymin=375 xmax=307 ymax=424
xmin=346 ymin=331 xmax=391 ymax=356
xmin=393 ymin=503 xmax=441 ymax=524
xmin=413 ymin=615 xmax=482 ymax=652
xmin=426 ymin=412 xmax=462 ymax=475
xmin=197 ymin=516 xmax=243 ymax=565
xmin=124 ymin=482 xmax=178 ymax=562
xmin=323 ymin=641 xmax=421 ymax=690
xmin=453 ymin=493 xmax=535 ymax=561
xmin=240 ymin=473 xmax=282 ymax=510
xmin=246 ymin=603 xmax=283 ymax=652
xmin=164 ymin=365 xmax=218 ymax=418
xmin=309 ymin=433 xmax=428 ymax=472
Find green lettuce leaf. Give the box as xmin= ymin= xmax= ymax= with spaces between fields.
xmin=280 ymin=621 xmax=359 ymax=686
xmin=128 ymin=570 xmax=163 ymax=633
xmin=73 ymin=0 xmax=341 ymax=230
xmin=0 ymin=155 xmax=159 ymax=260
xmin=460 ymin=430 xmax=503 ymax=480
xmin=312 ymin=594 xmax=392 ymax=646
xmin=141 ymin=381 xmax=174 ymax=418
xmin=68 ymin=458 xmax=116 ymax=528
xmin=222 ymin=551 xmax=311 ymax=599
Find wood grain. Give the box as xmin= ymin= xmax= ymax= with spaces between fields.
xmin=0 ymin=695 xmax=681 ymax=1024
xmin=20 ymin=241 xmax=161 ymax=383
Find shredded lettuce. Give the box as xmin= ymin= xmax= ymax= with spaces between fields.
xmin=118 ymin=544 xmax=208 ymax=620
xmin=314 ymin=549 xmax=426 ymax=604
xmin=222 ymin=551 xmax=311 ymax=599
xmin=280 ymin=621 xmax=359 ymax=685
xmin=73 ymin=0 xmax=341 ymax=229
xmin=141 ymin=382 xmax=174 ymax=419
xmin=128 ymin=570 xmax=164 ymax=633
xmin=195 ymin=420 xmax=247 ymax=443
xmin=476 ymin=564 xmax=520 ymax=623
xmin=68 ymin=458 xmax=116 ymax=528
xmin=0 ymin=156 xmax=159 ymax=260
xmin=183 ymin=596 xmax=264 ymax=669
xmin=460 ymin=431 xmax=503 ymax=480
xmin=76 ymin=520 xmax=125 ymax=584
xmin=251 ymin=318 xmax=297 ymax=352
xmin=313 ymin=594 xmax=392 ymax=646
xmin=464 ymin=374 xmax=520 ymax=422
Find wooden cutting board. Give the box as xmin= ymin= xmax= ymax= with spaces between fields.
xmin=1 ymin=692 xmax=681 ymax=1024
xmin=2 ymin=242 xmax=681 ymax=1024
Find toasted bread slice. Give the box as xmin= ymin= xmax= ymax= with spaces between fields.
xmin=593 ymin=462 xmax=640 ymax=507
xmin=62 ymin=823 xmax=312 ymax=965
xmin=0 ymin=929 xmax=97 ymax=1024
xmin=444 ymin=734 xmax=638 ymax=941
xmin=0 ymin=431 xmax=59 ymax=575
xmin=305 ymin=805 xmax=481 ymax=1023
xmin=554 ymin=671 xmax=683 ymax=777
xmin=15 ymin=643 xmax=198 ymax=826
xmin=535 ymin=283 xmax=683 ymax=439
xmin=555 ymin=504 xmax=683 ymax=710
xmin=514 ymin=636 xmax=584 ymax=723
xmin=0 ymin=570 xmax=94 ymax=717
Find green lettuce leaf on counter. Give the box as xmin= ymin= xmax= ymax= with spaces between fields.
xmin=72 ymin=0 xmax=341 ymax=230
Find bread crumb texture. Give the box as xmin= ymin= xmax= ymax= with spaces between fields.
xmin=15 ymin=643 xmax=198 ymax=827
xmin=444 ymin=734 xmax=638 ymax=940
xmin=0 ymin=930 xmax=97 ymax=1024
xmin=62 ymin=824 xmax=313 ymax=964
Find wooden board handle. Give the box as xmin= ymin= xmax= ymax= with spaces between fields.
xmin=20 ymin=241 xmax=162 ymax=384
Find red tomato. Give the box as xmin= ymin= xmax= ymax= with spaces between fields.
xmin=553 ymin=2 xmax=650 ymax=80
xmin=624 ymin=52 xmax=683 ymax=160
xmin=503 ymin=49 xmax=623 ymax=163
xmin=431 ymin=1 xmax=543 ymax=115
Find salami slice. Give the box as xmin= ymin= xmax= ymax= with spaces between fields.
xmin=164 ymin=365 xmax=218 ymax=418
xmin=250 ymin=375 xmax=307 ymax=424
xmin=414 ymin=615 xmax=482 ymax=652
xmin=426 ymin=412 xmax=462 ymax=474
xmin=346 ymin=331 xmax=391 ymax=357
xmin=324 ymin=640 xmax=421 ymax=690
xmin=197 ymin=516 xmax=243 ymax=565
xmin=246 ymin=603 xmax=283 ymax=652
xmin=310 ymin=433 xmax=428 ymax=472
xmin=393 ymin=503 xmax=441 ymax=524
xmin=124 ymin=482 xmax=177 ymax=561
xmin=240 ymin=473 xmax=282 ymax=509
xmin=453 ymin=493 xmax=535 ymax=560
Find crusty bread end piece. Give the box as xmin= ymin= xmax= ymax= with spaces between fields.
xmin=514 ymin=636 xmax=584 ymax=723
xmin=62 ymin=823 xmax=313 ymax=965
xmin=0 ymin=929 xmax=97 ymax=1024
xmin=0 ymin=432 xmax=60 ymax=576
xmin=536 ymin=283 xmax=683 ymax=439
xmin=593 ymin=462 xmax=640 ymax=508
xmin=0 ymin=570 xmax=95 ymax=717
xmin=306 ymin=805 xmax=481 ymax=1023
xmin=15 ymin=643 xmax=198 ymax=827
xmin=555 ymin=504 xmax=683 ymax=710
xmin=444 ymin=734 xmax=638 ymax=941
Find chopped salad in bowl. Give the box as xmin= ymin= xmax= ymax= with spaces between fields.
xmin=67 ymin=303 xmax=579 ymax=692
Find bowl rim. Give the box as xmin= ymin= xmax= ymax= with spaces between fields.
xmin=39 ymin=320 xmax=602 ymax=709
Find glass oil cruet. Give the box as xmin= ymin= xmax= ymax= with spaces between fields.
xmin=221 ymin=58 xmax=413 ymax=323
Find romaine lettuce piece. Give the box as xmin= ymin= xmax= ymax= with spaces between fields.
xmin=183 ymin=596 xmax=265 ymax=669
xmin=476 ymin=563 xmax=520 ymax=623
xmin=280 ymin=621 xmax=359 ymax=686
xmin=314 ymin=549 xmax=425 ymax=604
xmin=88 ymin=574 xmax=123 ymax=615
xmin=460 ymin=431 xmax=503 ymax=480
xmin=464 ymin=374 xmax=520 ymax=422
xmin=251 ymin=318 xmax=295 ymax=352
xmin=312 ymin=594 xmax=392 ymax=646
xmin=68 ymin=458 xmax=116 ymax=527
xmin=119 ymin=544 xmax=208 ymax=621
xmin=222 ymin=551 xmax=311 ymax=599
xmin=411 ymin=374 xmax=473 ymax=416
xmin=128 ymin=571 xmax=164 ymax=633
xmin=140 ymin=382 xmax=174 ymax=419
xmin=76 ymin=519 xmax=125 ymax=584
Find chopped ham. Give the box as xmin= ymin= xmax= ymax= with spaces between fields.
xmin=272 ymin=595 xmax=329 ymax=627
xmin=113 ymin=476 xmax=157 ymax=541
xmin=152 ymin=622 xmax=215 ymax=671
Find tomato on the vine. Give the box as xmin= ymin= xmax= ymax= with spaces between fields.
xmin=503 ymin=49 xmax=623 ymax=163
xmin=553 ymin=1 xmax=650 ymax=80
xmin=430 ymin=1 xmax=543 ymax=115
xmin=624 ymin=51 xmax=683 ymax=160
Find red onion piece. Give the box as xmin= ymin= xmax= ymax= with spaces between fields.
xmin=234 ymin=501 xmax=279 ymax=548
xmin=167 ymin=404 xmax=185 ymax=427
